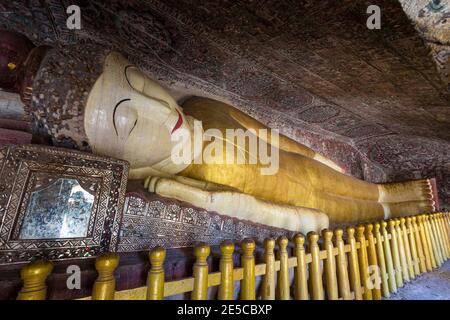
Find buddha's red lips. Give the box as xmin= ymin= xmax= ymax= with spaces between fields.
xmin=171 ymin=110 xmax=183 ymax=134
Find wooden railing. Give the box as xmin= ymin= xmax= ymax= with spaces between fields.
xmin=16 ymin=212 xmax=450 ymax=300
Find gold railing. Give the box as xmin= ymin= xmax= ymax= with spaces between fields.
xmin=16 ymin=212 xmax=450 ymax=300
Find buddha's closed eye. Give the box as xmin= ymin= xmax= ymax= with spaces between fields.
xmin=113 ymin=98 xmax=138 ymax=138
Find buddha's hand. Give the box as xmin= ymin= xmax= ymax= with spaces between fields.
xmin=144 ymin=175 xmax=329 ymax=235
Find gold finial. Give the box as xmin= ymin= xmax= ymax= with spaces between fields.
xmin=17 ymin=260 xmax=53 ymax=300
xmin=356 ymin=225 xmax=365 ymax=236
xmin=322 ymin=229 xmax=333 ymax=242
xmin=307 ymin=231 xmax=319 ymax=243
xmin=374 ymin=223 xmax=380 ymax=233
xmin=346 ymin=227 xmax=356 ymax=238
xmin=92 ymin=253 xmax=120 ymax=300
xmin=147 ymin=247 xmax=166 ymax=300
xmin=241 ymin=238 xmax=256 ymax=255
xmin=149 ymin=246 xmax=166 ymax=268
xmin=220 ymin=241 xmax=235 ymax=255
xmin=194 ymin=243 xmax=211 ymax=261
xmin=334 ymin=229 xmax=343 ymax=239
xmin=406 ymin=217 xmax=412 ymax=226
xmin=293 ymin=233 xmax=305 ymax=247
xmin=264 ymin=238 xmax=275 ymax=251
xmin=277 ymin=236 xmax=289 ymax=250
xmin=400 ymin=218 xmax=406 ymax=226
xmin=95 ymin=253 xmax=120 ymax=273
xmin=388 ymin=220 xmax=396 ymax=228
xmin=365 ymin=223 xmax=374 ymax=236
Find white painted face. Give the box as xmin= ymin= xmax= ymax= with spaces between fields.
xmin=84 ymin=52 xmax=188 ymax=170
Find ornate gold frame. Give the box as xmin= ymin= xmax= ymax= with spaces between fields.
xmin=0 ymin=145 xmax=129 ymax=264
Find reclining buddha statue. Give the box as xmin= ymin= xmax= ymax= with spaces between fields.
xmin=28 ymin=45 xmax=436 ymax=235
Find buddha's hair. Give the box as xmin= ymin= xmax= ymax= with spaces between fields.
xmin=29 ymin=44 xmax=111 ymax=151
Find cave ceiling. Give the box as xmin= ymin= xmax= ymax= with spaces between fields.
xmin=1 ymin=0 xmax=449 ymax=207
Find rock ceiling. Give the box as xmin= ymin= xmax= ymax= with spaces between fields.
xmin=0 ymin=0 xmax=449 ymax=208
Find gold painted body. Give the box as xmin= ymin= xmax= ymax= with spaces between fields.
xmin=180 ymin=98 xmax=435 ymax=225
xmin=85 ymin=53 xmax=436 ymax=228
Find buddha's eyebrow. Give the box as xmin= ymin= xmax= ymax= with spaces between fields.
xmin=124 ymin=65 xmax=134 ymax=88
xmin=113 ymin=98 xmax=132 ymax=136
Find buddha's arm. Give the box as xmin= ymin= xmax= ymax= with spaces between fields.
xmin=144 ymin=175 xmax=329 ymax=234
xmin=228 ymin=106 xmax=345 ymax=173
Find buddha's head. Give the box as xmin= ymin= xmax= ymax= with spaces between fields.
xmin=30 ymin=45 xmax=192 ymax=173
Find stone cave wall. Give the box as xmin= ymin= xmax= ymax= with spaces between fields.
xmin=0 ymin=0 xmax=449 ymax=209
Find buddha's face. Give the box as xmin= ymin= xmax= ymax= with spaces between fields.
xmin=85 ymin=52 xmax=189 ymax=170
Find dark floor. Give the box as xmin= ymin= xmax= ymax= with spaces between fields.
xmin=388 ymin=260 xmax=450 ymax=300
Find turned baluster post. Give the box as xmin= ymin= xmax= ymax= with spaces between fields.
xmin=218 ymin=241 xmax=235 ymax=300
xmin=437 ymin=213 xmax=450 ymax=259
xmin=374 ymin=223 xmax=389 ymax=298
xmin=17 ymin=260 xmax=53 ymax=300
xmin=406 ymin=217 xmax=420 ymax=277
xmin=307 ymin=231 xmax=324 ymax=300
xmin=293 ymin=234 xmax=309 ymax=300
xmin=400 ymin=218 xmax=415 ymax=279
xmin=418 ymin=215 xmax=433 ymax=271
xmin=240 ymin=238 xmax=256 ymax=300
xmin=92 ymin=253 xmax=120 ymax=300
xmin=356 ymin=225 xmax=372 ymax=300
xmin=412 ymin=216 xmax=427 ymax=274
xmin=429 ymin=215 xmax=444 ymax=265
xmin=146 ymin=247 xmax=166 ymax=300
xmin=261 ymin=238 xmax=275 ymax=300
xmin=395 ymin=219 xmax=409 ymax=283
xmin=334 ymin=229 xmax=351 ymax=300
xmin=346 ymin=227 xmax=362 ymax=300
xmin=432 ymin=214 xmax=447 ymax=261
xmin=365 ymin=224 xmax=381 ymax=300
xmin=192 ymin=243 xmax=210 ymax=300
xmin=389 ymin=220 xmax=403 ymax=288
xmin=322 ymin=229 xmax=338 ymax=300
xmin=423 ymin=215 xmax=439 ymax=267
xmin=277 ymin=236 xmax=290 ymax=300
xmin=381 ymin=221 xmax=396 ymax=294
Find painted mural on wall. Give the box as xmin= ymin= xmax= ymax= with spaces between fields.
xmin=400 ymin=0 xmax=450 ymax=88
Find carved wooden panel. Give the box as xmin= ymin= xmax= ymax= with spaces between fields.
xmin=0 ymin=145 xmax=128 ymax=264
